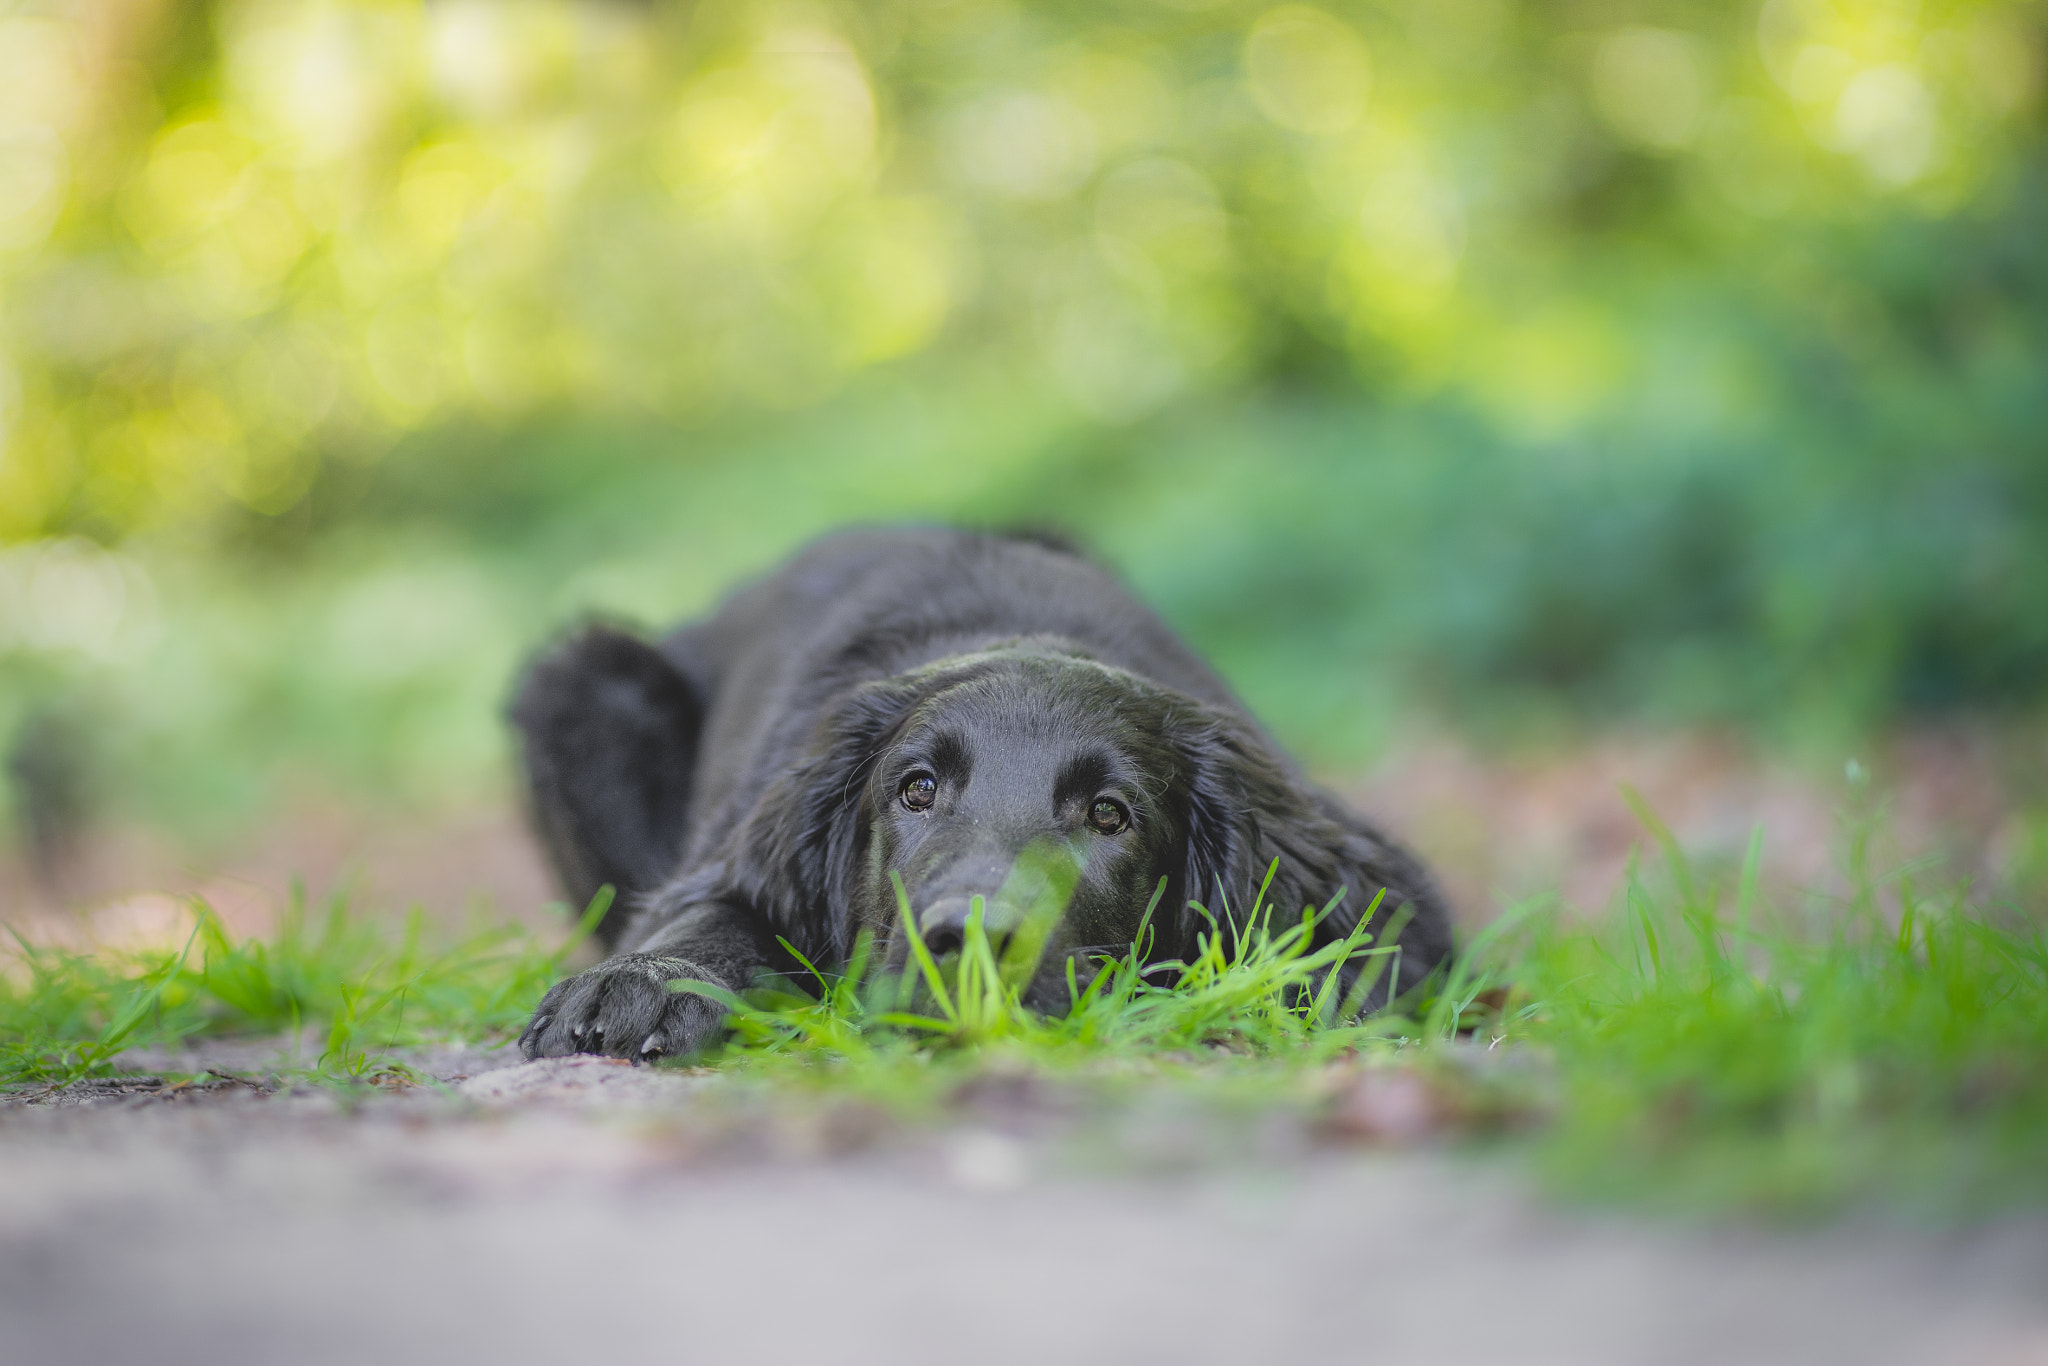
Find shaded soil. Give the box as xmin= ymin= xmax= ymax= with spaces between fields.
xmin=4 ymin=1043 xmax=2047 ymax=1366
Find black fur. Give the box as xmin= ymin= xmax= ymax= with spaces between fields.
xmin=512 ymin=527 xmax=1453 ymax=1060
xmin=509 ymin=623 xmax=702 ymax=947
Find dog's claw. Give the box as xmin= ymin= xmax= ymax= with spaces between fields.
xmin=518 ymin=953 xmax=730 ymax=1062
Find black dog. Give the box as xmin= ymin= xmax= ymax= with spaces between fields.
xmin=512 ymin=527 xmax=1452 ymax=1060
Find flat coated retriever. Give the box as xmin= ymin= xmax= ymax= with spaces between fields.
xmin=512 ymin=527 xmax=1453 ymax=1060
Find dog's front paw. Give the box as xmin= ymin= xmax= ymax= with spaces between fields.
xmin=518 ymin=954 xmax=730 ymax=1062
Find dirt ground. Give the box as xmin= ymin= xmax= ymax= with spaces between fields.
xmin=5 ymin=729 xmax=2047 ymax=1365
xmin=4 ymin=1043 xmax=2047 ymax=1366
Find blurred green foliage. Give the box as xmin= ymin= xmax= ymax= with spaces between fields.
xmin=0 ymin=0 xmax=2045 ymax=833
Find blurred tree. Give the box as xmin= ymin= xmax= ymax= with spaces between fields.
xmin=0 ymin=0 xmax=2037 ymax=539
xmin=0 ymin=0 xmax=2044 ymax=832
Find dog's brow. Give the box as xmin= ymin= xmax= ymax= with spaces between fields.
xmin=1055 ymin=752 xmax=1113 ymax=804
xmin=929 ymin=730 xmax=969 ymax=775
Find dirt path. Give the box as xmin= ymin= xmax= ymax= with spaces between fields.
xmin=4 ymin=1047 xmax=2045 ymax=1366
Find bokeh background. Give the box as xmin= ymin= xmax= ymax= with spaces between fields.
xmin=1 ymin=0 xmax=2044 ymax=929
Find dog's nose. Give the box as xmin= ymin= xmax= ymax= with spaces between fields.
xmin=918 ymin=895 xmax=1012 ymax=956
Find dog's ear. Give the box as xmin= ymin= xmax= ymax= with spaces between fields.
xmin=510 ymin=624 xmax=702 ymax=948
xmin=1173 ymin=708 xmax=1453 ymax=1010
xmin=722 ymin=675 xmax=928 ymax=959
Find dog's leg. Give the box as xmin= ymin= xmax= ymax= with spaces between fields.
xmin=510 ymin=625 xmax=703 ymax=948
xmin=518 ymin=900 xmax=785 ymax=1061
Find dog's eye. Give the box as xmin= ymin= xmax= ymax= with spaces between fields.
xmin=1087 ymin=799 xmax=1129 ymax=835
xmin=900 ymin=773 xmax=937 ymax=812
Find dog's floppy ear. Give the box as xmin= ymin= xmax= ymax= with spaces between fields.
xmin=510 ymin=624 xmax=702 ymax=948
xmin=720 ymin=674 xmax=928 ymax=960
xmin=1173 ymin=707 xmax=1453 ymax=1010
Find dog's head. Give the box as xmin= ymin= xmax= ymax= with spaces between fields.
xmin=734 ymin=643 xmax=1447 ymax=1009
xmin=846 ymin=650 xmax=1191 ymax=990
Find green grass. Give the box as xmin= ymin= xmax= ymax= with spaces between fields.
xmin=1512 ymin=798 xmax=2048 ymax=1217
xmin=682 ymin=864 xmax=1437 ymax=1061
xmin=0 ymin=887 xmax=607 ymax=1087
xmin=4 ymin=815 xmax=2044 ymax=1218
